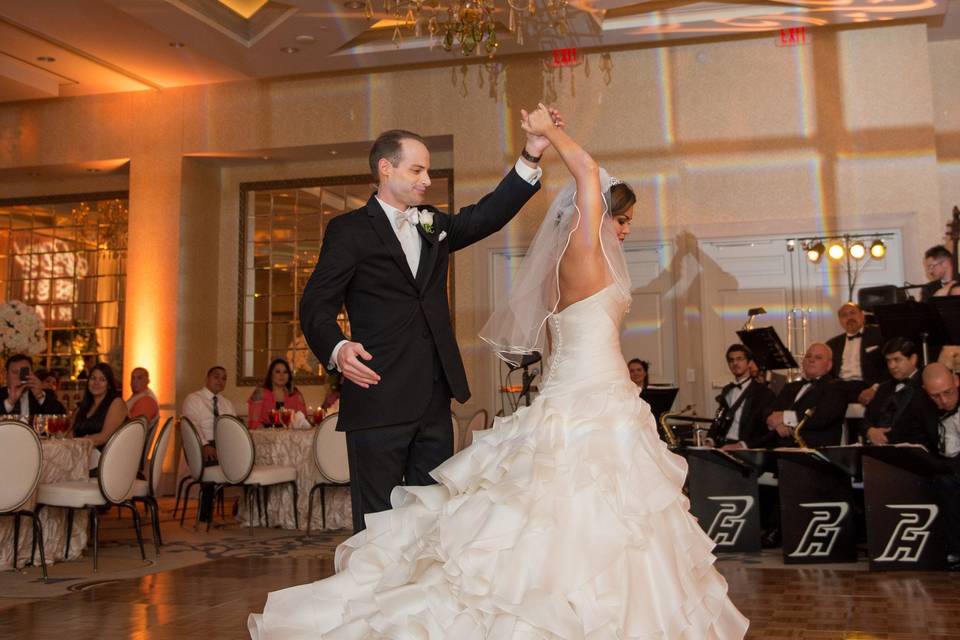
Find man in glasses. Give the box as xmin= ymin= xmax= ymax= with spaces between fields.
xmin=920 ymin=245 xmax=956 ymax=301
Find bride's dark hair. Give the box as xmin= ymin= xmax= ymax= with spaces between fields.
xmin=609 ymin=183 xmax=636 ymax=216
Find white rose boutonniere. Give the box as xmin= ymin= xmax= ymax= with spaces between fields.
xmin=417 ymin=209 xmax=435 ymax=234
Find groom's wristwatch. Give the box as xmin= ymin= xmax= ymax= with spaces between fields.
xmin=521 ymin=149 xmax=542 ymax=164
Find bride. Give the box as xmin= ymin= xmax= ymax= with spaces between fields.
xmin=249 ymin=106 xmax=749 ymax=639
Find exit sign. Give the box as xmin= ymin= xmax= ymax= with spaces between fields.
xmin=776 ymin=27 xmax=810 ymax=47
xmin=551 ymin=48 xmax=579 ymax=67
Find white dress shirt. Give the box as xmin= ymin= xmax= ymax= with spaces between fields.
xmin=839 ymin=334 xmax=863 ymax=381
xmin=3 ymin=389 xmax=44 ymax=418
xmin=182 ymin=387 xmax=236 ymax=445
xmin=329 ymin=158 xmax=543 ymax=368
xmin=724 ymin=377 xmax=752 ymax=442
xmin=940 ymin=411 xmax=960 ymax=458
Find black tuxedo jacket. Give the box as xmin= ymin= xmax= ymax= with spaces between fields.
xmin=708 ymin=379 xmax=776 ymax=447
xmin=826 ymin=325 xmax=887 ymax=387
xmin=0 ymin=386 xmax=66 ymax=417
xmin=300 ymin=168 xmax=539 ymax=431
xmin=863 ymin=372 xmax=939 ymax=450
xmin=761 ymin=375 xmax=847 ymax=448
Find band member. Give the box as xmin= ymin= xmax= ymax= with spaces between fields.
xmin=825 ymin=302 xmax=886 ymax=404
xmin=862 ymin=337 xmax=939 ymax=450
xmin=707 ymin=344 xmax=776 ymax=449
xmin=762 ymin=343 xmax=847 ymax=448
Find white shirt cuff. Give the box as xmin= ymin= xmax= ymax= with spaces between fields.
xmin=783 ymin=410 xmax=798 ymax=428
xmin=514 ymin=158 xmax=542 ymax=185
xmin=3 ymin=398 xmax=14 ymax=413
xmin=329 ymin=340 xmax=349 ymax=370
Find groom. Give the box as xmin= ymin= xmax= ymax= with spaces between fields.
xmin=301 ymin=116 xmax=560 ymax=531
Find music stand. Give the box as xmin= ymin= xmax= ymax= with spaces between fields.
xmin=928 ymin=297 xmax=960 ymax=344
xmin=736 ymin=327 xmax=798 ymax=371
xmin=872 ymin=301 xmax=948 ymax=365
xmin=858 ymin=285 xmax=907 ymax=312
xmin=640 ymin=386 xmax=679 ymax=424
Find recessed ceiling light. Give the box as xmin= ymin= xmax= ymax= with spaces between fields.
xmin=261 ymin=156 xmax=270 ymax=160
xmin=344 ymin=0 xmax=365 ymax=9
xmin=329 ymin=150 xmax=339 ymax=155
xmin=36 ymin=56 xmax=55 ymax=63
xmin=169 ymin=42 xmax=186 ymax=48
xmin=86 ymin=168 xmax=101 ymax=173
xmin=295 ymin=35 xmax=316 ymax=44
xmin=27 ymin=171 xmax=41 ymax=178
xmin=280 ymin=46 xmax=300 ymax=54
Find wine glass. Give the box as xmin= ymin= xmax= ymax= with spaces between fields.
xmin=280 ymin=408 xmax=293 ymax=428
xmin=268 ymin=408 xmax=279 ymax=428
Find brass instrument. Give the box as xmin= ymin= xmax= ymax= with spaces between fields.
xmin=658 ymin=410 xmax=716 ymax=448
xmin=792 ymin=408 xmax=815 ymax=449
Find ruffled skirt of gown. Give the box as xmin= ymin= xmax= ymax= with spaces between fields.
xmin=249 ymin=379 xmax=749 ymax=639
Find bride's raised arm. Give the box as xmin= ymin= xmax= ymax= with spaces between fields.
xmin=521 ymin=105 xmax=609 ymax=304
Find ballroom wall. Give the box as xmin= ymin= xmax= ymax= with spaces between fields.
xmin=0 ymin=23 xmax=955 ymax=419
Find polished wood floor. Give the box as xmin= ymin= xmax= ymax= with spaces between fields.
xmin=2 ymin=551 xmax=959 ymax=639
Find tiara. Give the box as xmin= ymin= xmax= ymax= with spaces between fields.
xmin=608 ymin=176 xmax=623 ymax=186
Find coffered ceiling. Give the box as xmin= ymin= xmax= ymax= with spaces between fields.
xmin=0 ymin=0 xmax=954 ymax=103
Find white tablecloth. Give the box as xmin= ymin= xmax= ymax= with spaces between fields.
xmin=238 ymin=429 xmax=352 ymax=531
xmin=0 ymin=438 xmax=93 ymax=569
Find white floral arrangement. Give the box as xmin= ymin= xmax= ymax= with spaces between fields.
xmin=0 ymin=300 xmax=46 ymax=357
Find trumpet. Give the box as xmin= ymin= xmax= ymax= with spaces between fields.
xmin=792 ymin=408 xmax=815 ymax=449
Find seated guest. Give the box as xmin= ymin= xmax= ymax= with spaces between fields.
xmin=922 ymin=363 xmax=960 ymax=567
xmin=762 ymin=343 xmax=847 ymax=448
xmin=182 ymin=366 xmax=235 ymax=463
xmin=247 ymin=358 xmax=307 ymax=429
xmin=921 ymin=245 xmax=956 ymax=301
xmin=708 ymin=344 xmax=776 ymax=450
xmin=126 ymin=367 xmax=159 ymax=422
xmin=628 ymin=358 xmax=649 ymax=392
xmin=1 ymin=354 xmax=66 ymax=419
xmin=321 ymin=371 xmax=341 ymax=416
xmin=71 ymin=363 xmax=129 ymax=448
xmin=862 ymin=337 xmax=938 ymax=451
xmin=825 ymin=302 xmax=886 ymax=404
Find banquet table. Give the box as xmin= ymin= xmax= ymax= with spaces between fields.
xmin=238 ymin=428 xmax=352 ymax=531
xmin=0 ymin=437 xmax=93 ymax=570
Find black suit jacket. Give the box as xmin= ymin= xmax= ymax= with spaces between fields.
xmin=0 ymin=386 xmax=66 ymax=417
xmin=863 ymin=372 xmax=939 ymax=451
xmin=761 ymin=375 xmax=847 ymax=448
xmin=826 ymin=325 xmax=887 ymax=387
xmin=300 ymin=168 xmax=539 ymax=431
xmin=708 ymin=379 xmax=776 ymax=447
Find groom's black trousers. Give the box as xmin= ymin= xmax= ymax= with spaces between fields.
xmin=345 ymin=375 xmax=453 ymax=532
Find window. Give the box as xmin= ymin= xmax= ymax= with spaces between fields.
xmin=0 ymin=192 xmax=128 ymax=379
xmin=238 ymin=172 xmax=453 ymax=385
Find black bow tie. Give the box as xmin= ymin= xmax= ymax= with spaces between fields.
xmin=846 ymin=332 xmax=862 ymax=341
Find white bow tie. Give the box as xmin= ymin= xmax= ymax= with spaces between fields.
xmin=395 ymin=208 xmax=419 ymax=231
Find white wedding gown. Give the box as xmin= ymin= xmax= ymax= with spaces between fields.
xmin=249 ymin=283 xmax=749 ymax=639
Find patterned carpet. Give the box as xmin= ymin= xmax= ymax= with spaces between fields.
xmin=0 ymin=495 xmax=351 ymax=605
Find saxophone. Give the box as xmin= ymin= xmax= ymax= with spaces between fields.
xmin=658 ymin=410 xmax=716 ymax=449
xmin=792 ymin=408 xmax=815 ymax=449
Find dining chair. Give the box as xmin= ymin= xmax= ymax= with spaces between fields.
xmin=172 ymin=416 xmax=227 ymax=526
xmin=306 ymin=414 xmax=349 ymax=535
xmin=0 ymin=419 xmax=47 ymax=581
xmin=214 ymin=415 xmax=298 ymax=531
xmin=132 ymin=416 xmax=174 ymax=555
xmin=35 ymin=418 xmax=146 ymax=572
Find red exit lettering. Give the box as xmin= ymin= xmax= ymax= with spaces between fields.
xmin=776 ymin=27 xmax=810 ymax=47
xmin=551 ymin=48 xmax=578 ymax=67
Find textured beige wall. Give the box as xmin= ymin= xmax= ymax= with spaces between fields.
xmin=0 ymin=23 xmax=953 ymax=417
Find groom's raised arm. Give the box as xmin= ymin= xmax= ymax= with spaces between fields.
xmin=445 ymin=160 xmax=541 ymax=252
xmin=300 ymin=217 xmax=357 ymax=367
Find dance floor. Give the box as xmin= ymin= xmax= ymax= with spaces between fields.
xmin=1 ymin=499 xmax=958 ymax=639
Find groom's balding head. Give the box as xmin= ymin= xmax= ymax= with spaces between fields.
xmin=369 ymin=130 xmax=427 ymax=182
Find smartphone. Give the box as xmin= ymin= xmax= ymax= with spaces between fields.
xmin=18 ymin=366 xmax=29 ymax=382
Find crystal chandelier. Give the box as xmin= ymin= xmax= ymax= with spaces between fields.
xmin=367 ymin=0 xmax=571 ymax=56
